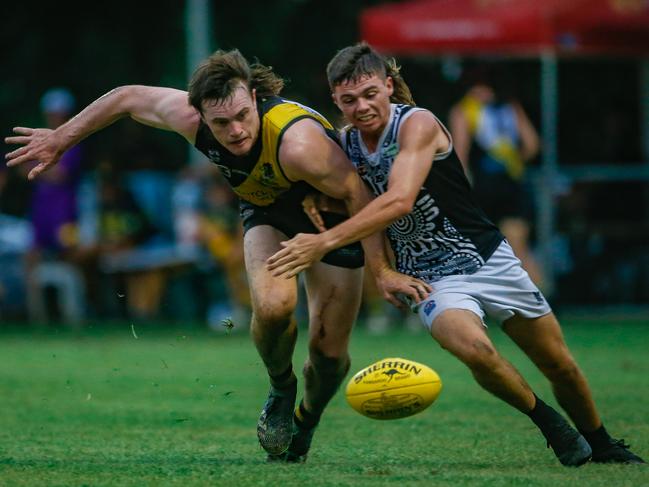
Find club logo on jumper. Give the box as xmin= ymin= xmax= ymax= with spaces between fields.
xmin=382 ymin=142 xmax=399 ymax=158
xmin=423 ymin=300 xmax=437 ymax=316
xmin=208 ymin=149 xmax=221 ymax=163
xmin=259 ymin=162 xmax=275 ymax=185
xmin=240 ymin=207 xmax=255 ymax=220
xmin=532 ymin=291 xmax=544 ymax=305
xmin=382 ymin=368 xmax=407 ymax=383
xmin=215 ymin=164 xmax=231 ymax=178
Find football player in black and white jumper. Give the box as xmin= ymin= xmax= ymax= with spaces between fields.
xmin=267 ymin=43 xmax=644 ymax=466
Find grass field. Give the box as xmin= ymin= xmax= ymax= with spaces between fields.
xmin=1 ymin=317 xmax=648 ymax=486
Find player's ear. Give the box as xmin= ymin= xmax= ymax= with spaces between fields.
xmin=385 ymin=76 xmax=394 ymax=97
xmin=331 ymin=92 xmax=342 ymax=111
xmin=251 ymin=88 xmax=257 ymax=105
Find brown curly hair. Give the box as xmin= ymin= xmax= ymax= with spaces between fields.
xmin=326 ymin=42 xmax=415 ymax=106
xmin=188 ymin=49 xmax=284 ymax=112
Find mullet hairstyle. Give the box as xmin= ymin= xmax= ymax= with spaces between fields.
xmin=326 ymin=42 xmax=415 ymax=106
xmin=188 ymin=49 xmax=285 ymax=113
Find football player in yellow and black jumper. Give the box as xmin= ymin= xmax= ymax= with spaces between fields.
xmin=5 ymin=49 xmax=431 ymax=462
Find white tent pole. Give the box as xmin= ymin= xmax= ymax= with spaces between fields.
xmin=538 ymin=52 xmax=558 ymax=296
xmin=642 ymin=59 xmax=649 ymax=244
xmin=642 ymin=59 xmax=649 ymax=162
xmin=185 ymin=0 xmax=212 ymax=165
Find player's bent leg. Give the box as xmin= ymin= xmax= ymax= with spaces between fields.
xmin=244 ymin=226 xmax=300 ymax=455
xmin=245 ymin=226 xmax=299 ymax=376
xmin=432 ymin=309 xmax=590 ymax=466
xmin=431 ymin=309 xmax=535 ymax=411
xmin=302 ymin=263 xmax=362 ymax=411
xmin=280 ymin=350 xmax=352 ymax=463
xmin=504 ymin=312 xmax=645 ymax=464
xmin=279 ymin=262 xmax=362 ymax=463
xmin=503 ymin=312 xmax=600 ymax=431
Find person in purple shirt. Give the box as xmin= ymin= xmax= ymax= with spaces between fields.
xmin=21 ymin=88 xmax=86 ymax=324
xmin=29 ymin=88 xmax=83 ymax=256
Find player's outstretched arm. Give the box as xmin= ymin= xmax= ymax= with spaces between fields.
xmin=5 ymin=86 xmax=199 ymax=180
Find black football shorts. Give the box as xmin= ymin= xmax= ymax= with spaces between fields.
xmin=239 ymin=196 xmax=364 ymax=269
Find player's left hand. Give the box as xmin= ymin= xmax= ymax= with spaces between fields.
xmin=266 ymin=232 xmax=327 ymax=278
xmin=5 ymin=127 xmax=60 ymax=180
xmin=375 ymin=268 xmax=432 ymax=310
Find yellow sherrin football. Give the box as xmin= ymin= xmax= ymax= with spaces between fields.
xmin=345 ymin=357 xmax=442 ymax=420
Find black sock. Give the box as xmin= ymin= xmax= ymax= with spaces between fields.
xmin=269 ymin=364 xmax=296 ymax=390
xmin=525 ymin=394 xmax=564 ymax=436
xmin=526 ymin=394 xmax=550 ymax=422
xmin=579 ymin=424 xmax=612 ymax=451
xmin=294 ymin=400 xmax=321 ymax=430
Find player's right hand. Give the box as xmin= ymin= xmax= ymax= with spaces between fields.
xmin=301 ymin=193 xmax=327 ymax=233
xmin=5 ymin=127 xmax=60 ymax=180
xmin=375 ymin=268 xmax=433 ymax=310
xmin=302 ymin=193 xmax=349 ymax=233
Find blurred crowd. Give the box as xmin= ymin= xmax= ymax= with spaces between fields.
xmin=2 ymin=77 xmax=647 ymax=330
xmin=0 ymin=87 xmax=251 ymax=330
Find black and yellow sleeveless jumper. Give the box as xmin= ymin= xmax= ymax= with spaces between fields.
xmin=194 ymin=95 xmax=363 ymax=269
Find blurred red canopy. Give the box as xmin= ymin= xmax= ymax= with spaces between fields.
xmin=360 ymin=0 xmax=649 ymax=55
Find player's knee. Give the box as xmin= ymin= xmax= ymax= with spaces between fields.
xmin=460 ymin=339 xmax=500 ymax=372
xmin=539 ymin=358 xmax=581 ymax=384
xmin=252 ymin=297 xmax=296 ymax=329
xmin=305 ymin=348 xmax=351 ymax=382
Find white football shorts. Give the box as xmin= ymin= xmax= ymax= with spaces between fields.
xmin=414 ymin=240 xmax=552 ymax=330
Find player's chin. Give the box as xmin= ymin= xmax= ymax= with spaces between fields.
xmin=354 ymin=115 xmax=380 ymax=131
xmin=227 ymin=138 xmax=251 ymax=155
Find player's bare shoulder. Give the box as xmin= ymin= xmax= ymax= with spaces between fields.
xmin=399 ymin=109 xmax=448 ymax=154
xmin=277 ymin=118 xmax=333 ymax=180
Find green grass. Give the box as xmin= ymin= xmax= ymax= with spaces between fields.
xmin=0 ymin=317 xmax=648 ymax=486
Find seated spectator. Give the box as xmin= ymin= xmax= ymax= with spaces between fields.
xmin=76 ymin=165 xmax=164 ymax=320
xmin=0 ymin=164 xmax=32 ymax=319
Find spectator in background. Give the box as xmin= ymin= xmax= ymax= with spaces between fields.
xmin=72 ymin=159 xmax=174 ymax=321
xmin=29 ymin=88 xmax=84 ymax=257
xmin=449 ymin=70 xmax=544 ymax=288
xmin=0 ymin=164 xmax=32 ymax=318
xmin=24 ymin=88 xmax=85 ymax=324
xmin=195 ymin=171 xmax=251 ymax=330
